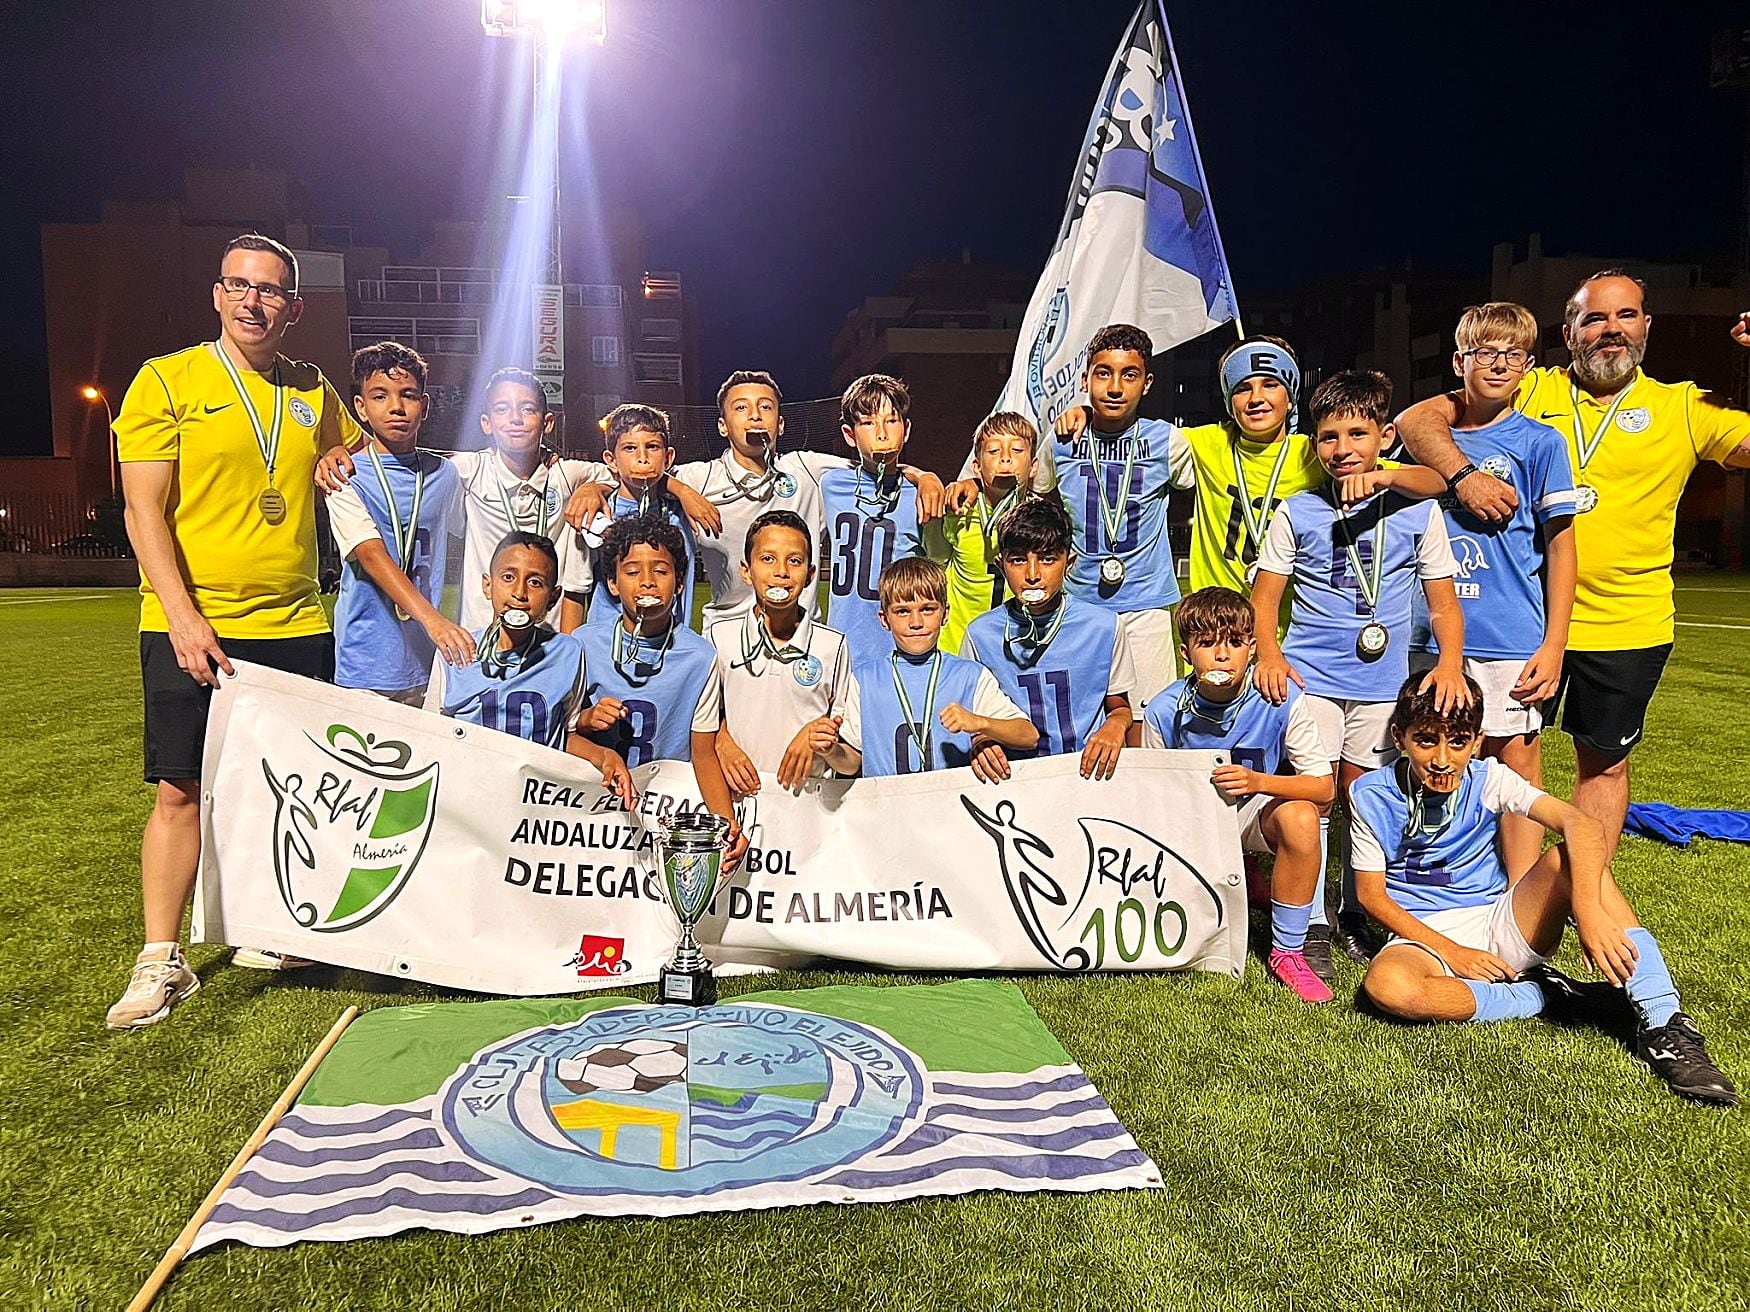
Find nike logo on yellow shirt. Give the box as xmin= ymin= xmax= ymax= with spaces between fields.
xmin=203 ymin=402 xmax=233 ymax=414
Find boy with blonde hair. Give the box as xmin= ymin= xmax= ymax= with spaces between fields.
xmin=941 ymin=411 xmax=1037 ymax=653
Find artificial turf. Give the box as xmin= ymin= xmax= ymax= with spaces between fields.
xmin=1 ymin=582 xmax=1746 ymax=1311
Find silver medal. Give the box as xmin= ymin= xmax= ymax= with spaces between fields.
xmin=1573 ymin=484 xmax=1599 ymax=514
xmin=1357 ymin=621 xmax=1389 ymax=659
xmin=1099 ymin=556 xmax=1125 ymax=587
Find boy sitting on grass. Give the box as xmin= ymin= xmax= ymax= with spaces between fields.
xmin=1355 ymin=672 xmax=1734 ymax=1106
xmin=1136 ymin=587 xmax=1335 ymax=1002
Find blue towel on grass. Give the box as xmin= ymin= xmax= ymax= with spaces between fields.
xmin=1624 ymin=804 xmax=1750 ymax=848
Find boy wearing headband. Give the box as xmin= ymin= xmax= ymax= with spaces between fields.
xmin=940 ymin=411 xmax=1037 ymax=653
xmin=425 ymin=530 xmax=636 ymax=805
xmin=1355 ymin=672 xmax=1734 ymax=1106
xmin=575 ymin=515 xmax=745 ymax=866
xmin=707 ymin=510 xmax=862 ymax=793
xmin=856 ymin=557 xmax=1037 ymax=778
xmin=1251 ymin=371 xmax=1463 ymax=963
xmin=327 ymin=342 xmax=470 ymax=704
xmin=1408 ymin=303 xmax=1577 ymax=880
xmin=1137 ymin=588 xmax=1335 ymax=1000
xmin=960 ymin=497 xmax=1135 ymax=781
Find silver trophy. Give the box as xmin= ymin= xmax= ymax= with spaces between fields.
xmin=655 ymin=811 xmax=733 ymax=1006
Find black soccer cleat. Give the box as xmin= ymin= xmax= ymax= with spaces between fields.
xmin=1522 ymin=963 xmax=1591 ymax=1026
xmin=1636 ymin=1013 xmax=1738 ymax=1107
xmin=1333 ymin=912 xmax=1378 ymax=964
xmin=1301 ymin=924 xmax=1337 ymax=987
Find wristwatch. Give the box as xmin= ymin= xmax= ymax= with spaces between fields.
xmin=1446 ymin=463 xmax=1480 ymax=490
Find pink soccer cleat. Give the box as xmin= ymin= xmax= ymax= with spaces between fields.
xmin=1267 ymin=948 xmax=1334 ymax=1004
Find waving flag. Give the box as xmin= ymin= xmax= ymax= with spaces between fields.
xmin=1000 ymin=0 xmax=1239 ymax=431
xmin=189 ymin=981 xmax=1160 ymax=1250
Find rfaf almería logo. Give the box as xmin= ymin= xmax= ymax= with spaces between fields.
xmin=262 ymin=723 xmax=440 ymax=932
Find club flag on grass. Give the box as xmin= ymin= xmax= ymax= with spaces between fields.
xmin=1001 ymin=0 xmax=1239 ymax=433
xmin=191 ymin=980 xmax=1160 ymax=1250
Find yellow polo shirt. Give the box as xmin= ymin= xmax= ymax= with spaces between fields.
xmin=1515 ymin=367 xmax=1749 ymax=650
xmin=115 ymin=343 xmax=360 ymax=638
xmin=1176 ymin=421 xmax=1325 ymax=596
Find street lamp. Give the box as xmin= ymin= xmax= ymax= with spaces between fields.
xmin=81 ymin=385 xmax=118 ymax=499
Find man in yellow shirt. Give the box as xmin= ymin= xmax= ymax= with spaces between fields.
xmin=106 ymin=233 xmax=360 ymax=1029
xmin=1397 ymin=271 xmax=1750 ymax=862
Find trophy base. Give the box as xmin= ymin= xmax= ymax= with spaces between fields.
xmin=659 ymin=964 xmax=717 ymax=1007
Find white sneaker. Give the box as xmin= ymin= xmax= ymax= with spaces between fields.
xmin=106 ymin=950 xmax=200 ymax=1029
xmin=230 ymin=947 xmax=314 ymax=970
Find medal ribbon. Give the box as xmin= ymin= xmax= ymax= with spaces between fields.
xmin=890 ymin=651 xmax=943 ymax=770
xmin=1176 ymin=671 xmax=1254 ymax=737
xmin=1332 ymin=493 xmax=1387 ymax=618
xmin=1230 ymin=437 xmax=1292 ymax=554
xmin=1569 ymin=377 xmax=1638 ymax=477
xmin=738 ymin=609 xmax=813 ymax=671
xmin=613 ymin=617 xmax=675 ymax=685
xmin=1401 ymin=761 xmax=1462 ymax=841
xmin=1088 ymin=424 xmax=1138 ymax=553
xmin=212 ymin=341 xmax=284 ymax=486
xmin=722 ymin=438 xmax=780 ymax=504
xmin=1002 ymin=596 xmax=1068 ymax=668
xmin=853 ymin=460 xmax=901 ymax=516
xmin=477 ymin=619 xmax=532 ymax=679
xmin=493 ymin=461 xmax=557 ymax=538
xmin=366 ymin=447 xmax=426 ymax=575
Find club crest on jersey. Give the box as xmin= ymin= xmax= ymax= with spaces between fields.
xmin=960 ymin=795 xmax=1228 ymax=972
xmin=288 ymin=397 xmax=317 ymax=428
xmin=1479 ymin=455 xmax=1512 ymax=480
xmin=793 ymin=654 xmax=823 ymax=688
xmin=260 ymin=722 xmax=440 ymax=932
xmin=1615 ymin=407 xmax=1650 ymax=433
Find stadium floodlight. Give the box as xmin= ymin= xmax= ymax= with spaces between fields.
xmin=480 ymin=0 xmax=606 ymax=45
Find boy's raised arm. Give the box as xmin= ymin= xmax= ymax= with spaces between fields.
xmin=1394 ymin=392 xmax=1518 ymax=523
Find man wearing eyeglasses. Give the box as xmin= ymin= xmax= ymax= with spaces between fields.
xmin=1396 ymin=271 xmax=1750 ymax=868
xmin=105 ymin=232 xmax=361 ymax=1030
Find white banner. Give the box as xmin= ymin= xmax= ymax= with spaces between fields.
xmin=196 ymin=663 xmax=1246 ymax=994
xmin=532 ymin=282 xmax=564 ymax=405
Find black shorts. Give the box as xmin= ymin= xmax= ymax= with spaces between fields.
xmin=141 ymin=631 xmax=334 ymax=782
xmin=1554 ymin=644 xmax=1672 ymax=765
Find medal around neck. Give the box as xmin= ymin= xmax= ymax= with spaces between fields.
xmin=1357 ymin=621 xmax=1389 ymax=660
xmin=1099 ymin=556 xmax=1126 ymax=587
xmin=654 ymin=811 xmax=734 ymax=1006
xmin=258 ymin=486 xmax=287 ymax=525
xmin=500 ymin=608 xmax=534 ymax=631
xmin=1573 ymin=484 xmax=1599 ymax=514
xmin=1019 ymin=588 xmax=1048 ymax=605
xmin=1199 ymin=669 xmax=1235 ymax=688
xmin=762 ymin=585 xmax=792 ymax=603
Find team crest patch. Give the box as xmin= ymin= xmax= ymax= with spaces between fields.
xmin=793 ymin=654 xmax=823 ymax=688
xmin=288 ymin=397 xmax=317 ymax=428
xmin=261 ymin=723 xmax=440 ymax=931
xmin=1615 ymin=407 xmax=1650 ymax=433
xmin=773 ymin=472 xmax=798 ymax=499
xmin=440 ymin=1003 xmax=922 ymax=1190
xmin=1479 ymin=455 xmax=1512 ymax=480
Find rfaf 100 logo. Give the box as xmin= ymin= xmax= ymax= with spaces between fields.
xmin=262 ymin=723 xmax=440 ymax=932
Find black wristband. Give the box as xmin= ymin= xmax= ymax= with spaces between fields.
xmin=1446 ymin=463 xmax=1479 ymax=490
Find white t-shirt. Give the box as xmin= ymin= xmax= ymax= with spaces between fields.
xmin=673 ymin=448 xmax=829 ymax=624
xmin=707 ymin=609 xmax=860 ymax=775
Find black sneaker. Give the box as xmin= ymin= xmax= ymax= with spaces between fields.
xmin=1636 ymin=1013 xmax=1738 ymax=1107
xmin=1333 ymin=913 xmax=1377 ymax=964
xmin=1521 ymin=964 xmax=1592 ymax=1026
xmin=1301 ymin=925 xmax=1337 ymax=987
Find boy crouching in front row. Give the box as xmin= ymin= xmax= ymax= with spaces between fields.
xmin=1354 ymin=673 xmax=1734 ymax=1106
xmin=1135 ymin=587 xmax=1336 ymax=1002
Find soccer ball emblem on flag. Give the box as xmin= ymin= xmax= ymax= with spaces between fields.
xmin=260 ymin=723 xmax=441 ymax=933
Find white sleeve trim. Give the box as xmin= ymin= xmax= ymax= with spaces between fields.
xmin=325 ymin=483 xmax=380 ymax=559
xmin=970 ymin=668 xmax=1029 ymax=721
xmin=1414 ymin=502 xmax=1458 ymax=579
xmin=1481 ymin=758 xmax=1544 ymax=817
xmin=1347 ymin=805 xmax=1387 ymax=876
xmin=1254 ymin=500 xmax=1297 ymax=576
xmin=1283 ymin=698 xmax=1335 ymax=776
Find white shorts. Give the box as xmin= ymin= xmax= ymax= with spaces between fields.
xmin=1384 ymin=887 xmax=1548 ymax=975
xmin=1236 ymin=793 xmax=1273 ymax=854
xmin=1302 ymin=694 xmax=1395 ymax=768
xmin=1119 ymin=607 xmax=1178 ymax=712
xmin=1409 ymin=652 xmax=1548 ymax=739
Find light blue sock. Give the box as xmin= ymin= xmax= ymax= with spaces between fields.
xmin=1623 ymin=927 xmax=1680 ymax=1030
xmin=1462 ymin=978 xmax=1544 ymax=1023
xmin=1271 ymin=899 xmax=1314 ymax=954
xmin=1309 ymin=816 xmax=1331 ymax=928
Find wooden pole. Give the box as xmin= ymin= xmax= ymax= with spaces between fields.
xmin=126 ymin=1006 xmax=361 ymax=1312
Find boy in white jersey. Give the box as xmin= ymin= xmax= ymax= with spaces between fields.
xmin=1252 ymin=369 xmax=1463 ymax=963
xmin=426 ymin=531 xmax=635 ymax=805
xmin=708 ymin=510 xmax=862 ymax=793
xmin=1136 ymin=588 xmax=1335 ymax=1001
xmin=574 ymin=515 xmax=745 ymax=866
xmin=960 ymin=497 xmax=1134 ymax=781
xmin=1408 ymin=303 xmax=1577 ymax=878
xmin=1356 ymin=673 xmax=1733 ymax=1106
xmin=326 ymin=342 xmax=471 ymax=703
xmin=856 ymin=558 xmax=1037 ymax=778
xmin=317 ymin=367 xmax=610 ymax=632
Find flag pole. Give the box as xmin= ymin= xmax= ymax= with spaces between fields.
xmin=126 ymin=1006 xmax=361 ymax=1312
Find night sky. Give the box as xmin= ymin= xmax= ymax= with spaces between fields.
xmin=0 ymin=0 xmax=1743 ymax=455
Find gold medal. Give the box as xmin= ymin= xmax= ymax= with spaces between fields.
xmin=258 ymin=486 xmax=288 ymax=524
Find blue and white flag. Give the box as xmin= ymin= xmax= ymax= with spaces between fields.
xmin=1000 ymin=0 xmax=1239 ymax=431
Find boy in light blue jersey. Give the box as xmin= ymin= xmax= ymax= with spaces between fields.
xmin=1355 ymin=673 xmax=1734 ymax=1106
xmin=426 ymin=531 xmax=635 ymax=804
xmin=574 ymin=515 xmax=745 ymax=864
xmin=1137 ymin=588 xmax=1335 ymax=1001
xmin=1251 ymin=369 xmax=1464 ymax=961
xmin=567 ymin=404 xmax=697 ymax=631
xmin=326 ymin=342 xmax=471 ymax=703
xmin=817 ymin=374 xmax=945 ymax=664
xmin=960 ymin=497 xmax=1135 ymax=781
xmin=1409 ymin=303 xmax=1577 ymax=879
xmin=854 ymin=557 xmax=1036 ymax=779
xmin=1046 ymin=323 xmax=1185 ymax=707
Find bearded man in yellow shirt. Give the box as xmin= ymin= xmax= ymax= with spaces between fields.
xmin=106 ymin=233 xmax=361 ymax=1029
xmin=1397 ymin=270 xmax=1750 ymax=863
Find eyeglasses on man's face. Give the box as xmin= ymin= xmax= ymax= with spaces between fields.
xmin=217 ymin=275 xmax=297 ymax=308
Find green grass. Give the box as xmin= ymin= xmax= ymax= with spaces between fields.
xmin=3 ymin=581 xmax=1749 ymax=1311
